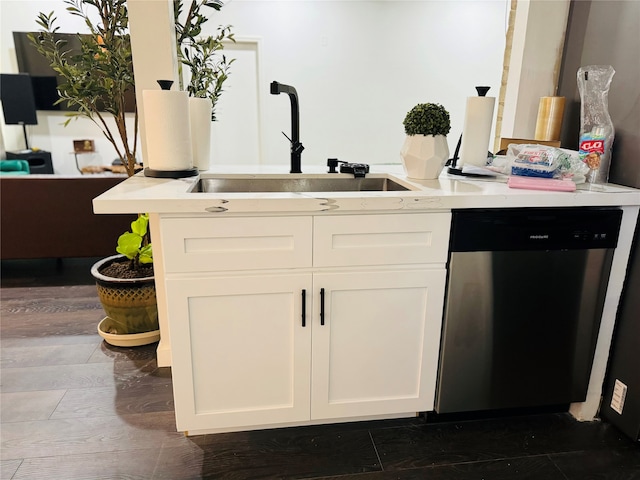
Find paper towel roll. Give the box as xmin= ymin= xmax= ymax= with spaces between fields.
xmin=143 ymin=89 xmax=193 ymax=171
xmin=460 ymin=96 xmax=495 ymax=168
xmin=534 ymin=96 xmax=565 ymax=141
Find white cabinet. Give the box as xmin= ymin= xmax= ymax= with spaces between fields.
xmin=160 ymin=212 xmax=450 ymax=434
xmin=166 ymin=274 xmax=312 ymax=432
xmin=311 ymin=269 xmax=445 ymax=419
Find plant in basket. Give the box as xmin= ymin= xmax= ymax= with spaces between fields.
xmin=91 ymin=214 xmax=159 ymax=341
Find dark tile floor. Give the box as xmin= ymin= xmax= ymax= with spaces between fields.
xmin=1 ymin=258 xmax=639 ymax=479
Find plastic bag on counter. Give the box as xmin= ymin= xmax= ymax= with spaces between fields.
xmin=578 ymin=65 xmax=615 ymax=184
xmin=491 ymin=144 xmax=589 ymax=183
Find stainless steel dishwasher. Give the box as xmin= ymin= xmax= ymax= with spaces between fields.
xmin=435 ymin=207 xmax=623 ymax=414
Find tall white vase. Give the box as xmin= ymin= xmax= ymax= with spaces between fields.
xmin=400 ymin=134 xmax=449 ymax=180
xmin=189 ymin=97 xmax=212 ymax=171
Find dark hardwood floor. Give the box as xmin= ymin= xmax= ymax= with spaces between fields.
xmin=2 ymin=258 xmax=639 ymax=479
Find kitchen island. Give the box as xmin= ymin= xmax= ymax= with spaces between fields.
xmin=93 ymin=165 xmax=640 ymax=435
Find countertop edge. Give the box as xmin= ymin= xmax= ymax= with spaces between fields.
xmin=92 ymin=168 xmax=640 ymax=214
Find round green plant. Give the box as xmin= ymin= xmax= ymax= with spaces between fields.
xmin=403 ymin=103 xmax=451 ymax=137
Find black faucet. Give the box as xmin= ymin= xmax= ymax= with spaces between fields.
xmin=270 ymin=81 xmax=304 ymax=173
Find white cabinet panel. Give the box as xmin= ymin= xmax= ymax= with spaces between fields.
xmin=166 ymin=274 xmax=312 ymax=432
xmin=314 ymin=213 xmax=451 ymax=267
xmin=310 ymin=269 xmax=446 ymax=419
xmin=161 ymin=216 xmax=312 ymax=273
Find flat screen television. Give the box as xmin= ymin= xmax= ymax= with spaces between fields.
xmin=12 ymin=31 xmax=135 ymax=113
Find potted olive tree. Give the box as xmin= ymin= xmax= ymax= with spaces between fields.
xmin=31 ymin=0 xmax=233 ymax=346
xmin=31 ymin=0 xmax=158 ymax=346
xmin=400 ymin=103 xmax=451 ymax=179
xmin=31 ymin=0 xmax=234 ymax=345
xmin=30 ymin=0 xmax=139 ymax=176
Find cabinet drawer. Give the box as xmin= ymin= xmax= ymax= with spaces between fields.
xmin=161 ymin=216 xmax=312 ymax=273
xmin=313 ymin=213 xmax=451 ymax=267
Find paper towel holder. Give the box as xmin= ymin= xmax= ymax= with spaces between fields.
xmin=475 ymin=86 xmax=491 ymax=97
xmin=446 ymin=85 xmax=494 ymax=177
xmin=143 ymin=79 xmax=199 ymax=179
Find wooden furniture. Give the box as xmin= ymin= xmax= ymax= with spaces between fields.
xmin=1 ymin=175 xmax=136 ymax=259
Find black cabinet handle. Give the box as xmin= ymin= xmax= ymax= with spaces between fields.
xmin=320 ymin=288 xmax=325 ymax=326
xmin=301 ymin=289 xmax=306 ymax=327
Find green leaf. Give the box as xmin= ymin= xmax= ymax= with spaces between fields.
xmin=116 ymin=232 xmax=143 ymax=260
xmin=130 ymin=214 xmax=149 ymax=237
xmin=138 ymin=244 xmax=153 ymax=264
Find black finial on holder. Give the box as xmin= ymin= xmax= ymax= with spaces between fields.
xmin=157 ymin=80 xmax=173 ymax=90
xmin=475 ymin=86 xmax=491 ymax=97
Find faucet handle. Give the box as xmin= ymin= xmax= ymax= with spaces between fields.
xmin=282 ymin=131 xmax=304 ymax=155
xmin=292 ymin=142 xmax=305 ymax=155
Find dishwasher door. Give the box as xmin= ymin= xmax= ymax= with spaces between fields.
xmin=435 ymin=208 xmax=622 ymax=414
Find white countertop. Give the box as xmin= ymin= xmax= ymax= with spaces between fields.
xmin=93 ymin=164 xmax=640 ymax=215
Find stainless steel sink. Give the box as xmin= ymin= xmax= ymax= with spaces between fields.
xmin=196 ymin=176 xmax=411 ymax=193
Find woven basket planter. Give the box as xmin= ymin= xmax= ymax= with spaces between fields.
xmin=91 ymin=255 xmax=159 ymax=341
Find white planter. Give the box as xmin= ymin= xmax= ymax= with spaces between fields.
xmin=189 ymin=97 xmax=213 ymax=171
xmin=400 ymin=134 xmax=449 ymax=180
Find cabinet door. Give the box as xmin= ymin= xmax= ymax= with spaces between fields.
xmin=311 ymin=269 xmax=446 ymax=420
xmin=166 ymin=274 xmax=312 ymax=432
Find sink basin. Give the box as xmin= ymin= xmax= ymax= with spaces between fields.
xmin=196 ymin=176 xmax=412 ymax=193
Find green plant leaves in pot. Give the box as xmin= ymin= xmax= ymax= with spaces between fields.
xmin=403 ymin=103 xmax=451 ymax=137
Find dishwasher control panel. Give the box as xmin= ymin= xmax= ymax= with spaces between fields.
xmin=450 ymin=207 xmax=623 ymax=252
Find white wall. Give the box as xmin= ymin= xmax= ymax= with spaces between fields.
xmin=500 ymin=0 xmax=570 ymax=140
xmin=1 ymin=0 xmax=507 ymax=173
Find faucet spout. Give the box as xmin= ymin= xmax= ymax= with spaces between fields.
xmin=271 ymin=81 xmax=304 ymax=173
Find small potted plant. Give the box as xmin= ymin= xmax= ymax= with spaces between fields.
xmin=91 ymin=214 xmax=159 ymax=346
xmin=400 ymin=103 xmax=451 ymax=179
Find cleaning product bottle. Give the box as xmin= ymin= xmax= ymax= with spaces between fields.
xmin=577 ymin=65 xmax=615 ymax=185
